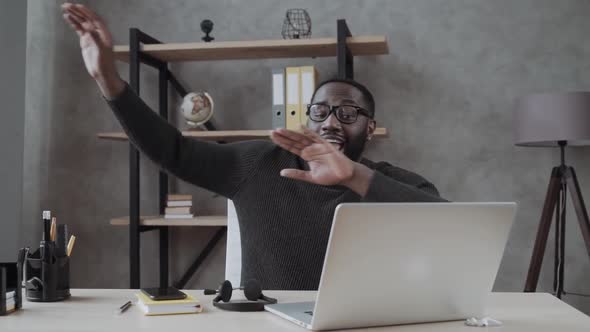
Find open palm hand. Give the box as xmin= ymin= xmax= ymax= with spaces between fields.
xmin=61 ymin=2 xmax=115 ymax=80
xmin=271 ymin=126 xmax=354 ymax=186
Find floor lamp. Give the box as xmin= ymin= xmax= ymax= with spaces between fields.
xmin=514 ymin=92 xmax=590 ymax=299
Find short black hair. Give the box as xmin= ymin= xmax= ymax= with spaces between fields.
xmin=310 ymin=78 xmax=375 ymax=118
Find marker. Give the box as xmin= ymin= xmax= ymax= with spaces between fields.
xmin=42 ymin=211 xmax=51 ymax=242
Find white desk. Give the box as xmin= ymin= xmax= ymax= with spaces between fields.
xmin=1 ymin=290 xmax=589 ymax=331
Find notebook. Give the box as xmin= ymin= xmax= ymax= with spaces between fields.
xmin=135 ymin=292 xmax=202 ymax=316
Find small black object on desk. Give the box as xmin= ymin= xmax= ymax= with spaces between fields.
xmin=23 ymin=210 xmax=71 ymax=302
xmin=204 ymin=279 xmax=277 ymax=312
xmin=117 ymin=300 xmax=133 ymax=314
xmin=24 ymin=246 xmax=71 ymax=302
xmin=141 ymin=286 xmax=186 ymax=301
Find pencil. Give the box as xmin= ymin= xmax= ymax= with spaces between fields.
xmin=50 ymin=217 xmax=57 ymax=241
xmin=67 ymin=235 xmax=76 ymax=256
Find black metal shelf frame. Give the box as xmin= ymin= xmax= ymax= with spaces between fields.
xmin=125 ymin=19 xmax=355 ymax=289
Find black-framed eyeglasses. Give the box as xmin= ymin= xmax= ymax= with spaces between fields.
xmin=306 ymin=103 xmax=372 ymax=124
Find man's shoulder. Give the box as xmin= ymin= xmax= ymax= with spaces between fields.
xmin=360 ymin=158 xmax=431 ymax=186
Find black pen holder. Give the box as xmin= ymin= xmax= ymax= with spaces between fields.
xmin=24 ymin=245 xmax=70 ymax=302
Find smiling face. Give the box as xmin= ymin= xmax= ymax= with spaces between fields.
xmin=307 ymin=82 xmax=376 ymax=161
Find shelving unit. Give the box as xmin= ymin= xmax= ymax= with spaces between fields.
xmin=105 ymin=20 xmax=389 ymax=289
xmin=113 ymin=36 xmax=388 ymax=62
xmin=110 ymin=216 xmax=227 ymax=227
xmin=97 ymin=128 xmax=388 ymax=142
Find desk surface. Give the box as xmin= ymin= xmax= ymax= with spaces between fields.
xmin=1 ymin=290 xmax=589 ymax=331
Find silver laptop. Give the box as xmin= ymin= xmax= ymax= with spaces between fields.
xmin=265 ymin=202 xmax=517 ymax=330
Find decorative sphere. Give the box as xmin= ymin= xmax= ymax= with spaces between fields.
xmin=180 ymin=92 xmax=214 ymax=127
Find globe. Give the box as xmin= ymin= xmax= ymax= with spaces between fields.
xmin=180 ymin=92 xmax=214 ymax=127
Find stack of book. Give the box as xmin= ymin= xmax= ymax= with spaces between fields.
xmin=1 ymin=262 xmax=21 ymax=316
xmin=164 ymin=194 xmax=193 ymax=219
xmin=3 ymin=290 xmax=16 ymax=314
xmin=135 ymin=291 xmax=202 ymax=316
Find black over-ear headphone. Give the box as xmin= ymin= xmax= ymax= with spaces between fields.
xmin=204 ymin=279 xmax=277 ymax=312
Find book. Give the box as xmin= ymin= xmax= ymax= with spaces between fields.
xmin=5 ymin=290 xmax=15 ymax=300
xmin=271 ymin=68 xmax=286 ymax=129
xmin=167 ymin=194 xmax=192 ymax=201
xmin=299 ymin=66 xmax=318 ymax=125
xmin=164 ymin=214 xmax=194 ymax=219
xmin=285 ymin=67 xmax=301 ymax=130
xmin=135 ymin=292 xmax=202 ymax=316
xmin=165 ymin=207 xmax=192 ymax=215
xmin=167 ymin=200 xmax=193 ymax=207
xmin=3 ymin=297 xmax=15 ymax=313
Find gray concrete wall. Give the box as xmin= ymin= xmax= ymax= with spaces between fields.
xmin=23 ymin=0 xmax=590 ymax=313
xmin=0 ymin=0 xmax=27 ymax=262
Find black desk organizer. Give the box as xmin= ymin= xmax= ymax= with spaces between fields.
xmin=23 ymin=245 xmax=70 ymax=302
xmin=0 ymin=261 xmax=22 ymax=315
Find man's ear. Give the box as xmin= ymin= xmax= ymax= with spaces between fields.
xmin=366 ymin=120 xmax=376 ymax=141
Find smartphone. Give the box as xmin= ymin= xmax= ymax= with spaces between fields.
xmin=140 ymin=287 xmax=187 ymax=301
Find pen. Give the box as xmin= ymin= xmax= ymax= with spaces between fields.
xmin=57 ymin=224 xmax=68 ymax=257
xmin=41 ymin=211 xmax=53 ymax=264
xmin=117 ymin=300 xmax=132 ymax=314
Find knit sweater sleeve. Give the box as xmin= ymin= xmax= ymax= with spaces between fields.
xmin=361 ymin=161 xmax=448 ymax=202
xmin=105 ymin=83 xmax=270 ymax=199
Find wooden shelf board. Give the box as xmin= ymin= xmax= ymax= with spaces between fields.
xmin=113 ymin=36 xmax=389 ymax=62
xmin=110 ymin=215 xmax=227 ymax=227
xmin=97 ymin=128 xmax=388 ymax=142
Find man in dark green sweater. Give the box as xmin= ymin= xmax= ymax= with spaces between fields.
xmin=62 ymin=3 xmax=446 ymax=290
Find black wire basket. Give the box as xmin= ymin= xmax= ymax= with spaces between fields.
xmin=282 ymin=9 xmax=311 ymax=39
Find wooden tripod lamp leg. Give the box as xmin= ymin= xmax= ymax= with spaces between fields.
xmin=565 ymin=167 xmax=590 ymax=259
xmin=524 ymin=168 xmax=562 ymax=292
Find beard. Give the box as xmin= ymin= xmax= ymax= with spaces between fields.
xmin=342 ymin=127 xmax=369 ymax=162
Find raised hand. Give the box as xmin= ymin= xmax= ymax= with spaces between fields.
xmin=270 ymin=126 xmax=355 ymax=186
xmin=61 ymin=2 xmax=124 ymax=98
